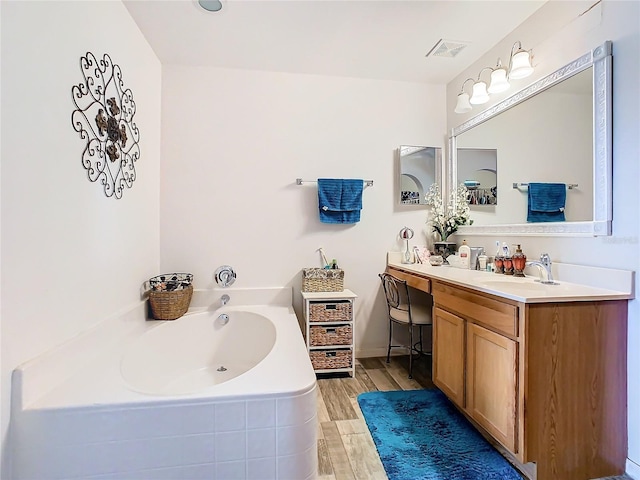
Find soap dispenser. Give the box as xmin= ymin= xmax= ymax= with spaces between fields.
xmin=512 ymin=244 xmax=527 ymax=277
xmin=458 ymin=240 xmax=471 ymax=269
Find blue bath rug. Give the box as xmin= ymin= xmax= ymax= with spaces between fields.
xmin=357 ymin=389 xmax=523 ymax=480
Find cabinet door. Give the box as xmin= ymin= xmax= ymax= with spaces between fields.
xmin=433 ymin=307 xmax=465 ymax=407
xmin=466 ymin=322 xmax=517 ymax=452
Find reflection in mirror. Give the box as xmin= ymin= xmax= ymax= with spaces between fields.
xmin=456 ymin=70 xmax=592 ymax=223
xmin=457 ymin=148 xmax=497 ymax=206
xmin=449 ymin=41 xmax=612 ymax=236
xmin=398 ymin=146 xmax=440 ymax=205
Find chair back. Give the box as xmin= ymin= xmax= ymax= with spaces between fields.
xmin=379 ymin=272 xmax=411 ymax=316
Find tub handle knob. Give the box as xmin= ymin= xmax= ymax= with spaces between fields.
xmin=215 ymin=265 xmax=236 ymax=287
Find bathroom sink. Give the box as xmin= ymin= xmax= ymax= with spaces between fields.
xmin=478 ymin=278 xmax=565 ymax=295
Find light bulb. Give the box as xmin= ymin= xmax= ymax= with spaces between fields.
xmin=488 ymin=68 xmax=510 ymax=94
xmin=470 ymin=82 xmax=489 ymax=105
xmin=509 ymin=50 xmax=534 ymax=79
xmin=454 ymin=92 xmax=472 ymax=114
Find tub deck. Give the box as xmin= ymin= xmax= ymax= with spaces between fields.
xmin=11 ymin=287 xmax=318 ymax=480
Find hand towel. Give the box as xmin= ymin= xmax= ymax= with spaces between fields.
xmin=317 ymin=178 xmax=364 ymax=224
xmin=527 ymin=183 xmax=566 ymax=222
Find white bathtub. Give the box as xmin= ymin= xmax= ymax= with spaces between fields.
xmin=11 ymin=287 xmax=318 ymax=480
xmin=121 ymin=309 xmax=278 ymax=395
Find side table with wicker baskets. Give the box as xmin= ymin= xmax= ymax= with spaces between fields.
xmin=302 ymin=289 xmax=357 ymax=377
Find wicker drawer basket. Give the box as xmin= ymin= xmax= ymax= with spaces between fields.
xmin=310 ymin=325 xmax=352 ymax=346
xmin=309 ymin=301 xmax=352 ymax=323
xmin=302 ymin=268 xmax=344 ymax=292
xmin=309 ymin=349 xmax=353 ymax=370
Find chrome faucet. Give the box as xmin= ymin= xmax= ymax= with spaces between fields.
xmin=221 ymin=294 xmax=230 ymax=306
xmin=526 ymin=253 xmax=557 ymax=284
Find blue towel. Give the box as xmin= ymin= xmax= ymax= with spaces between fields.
xmin=527 ymin=183 xmax=566 ymax=222
xmin=317 ymin=178 xmax=364 ymax=224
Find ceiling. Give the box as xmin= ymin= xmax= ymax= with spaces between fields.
xmin=124 ymin=0 xmax=547 ymax=84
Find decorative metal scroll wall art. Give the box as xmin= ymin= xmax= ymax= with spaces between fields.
xmin=71 ymin=52 xmax=140 ymax=199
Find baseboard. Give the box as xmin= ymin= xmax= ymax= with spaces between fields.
xmin=627 ymin=458 xmax=640 ymax=479
xmin=356 ymin=347 xmax=409 ymax=358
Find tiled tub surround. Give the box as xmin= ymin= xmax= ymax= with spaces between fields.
xmin=11 ymin=287 xmax=317 ymax=480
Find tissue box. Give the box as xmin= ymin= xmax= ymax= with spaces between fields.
xmin=302 ymin=268 xmax=344 ymax=292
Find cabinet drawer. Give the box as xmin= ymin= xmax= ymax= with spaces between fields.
xmin=310 ymin=325 xmax=352 ymax=346
xmin=309 ymin=349 xmax=352 ymax=370
xmin=310 ymin=301 xmax=352 ymax=322
xmin=386 ymin=267 xmax=431 ymax=293
xmin=433 ymin=282 xmax=518 ymax=337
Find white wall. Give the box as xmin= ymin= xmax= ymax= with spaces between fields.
xmin=0 ymin=1 xmax=161 ymax=476
xmin=160 ymin=66 xmax=445 ymax=356
xmin=446 ymin=0 xmax=640 ymax=472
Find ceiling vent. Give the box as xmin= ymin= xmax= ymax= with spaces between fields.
xmin=426 ymin=39 xmax=469 ymax=58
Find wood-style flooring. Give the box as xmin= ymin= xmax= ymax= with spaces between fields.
xmin=316 ymin=355 xmax=435 ymax=480
xmin=319 ymin=358 xmax=632 ymax=480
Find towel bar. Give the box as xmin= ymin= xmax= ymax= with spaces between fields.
xmin=512 ymin=182 xmax=578 ymax=190
xmin=296 ymin=178 xmax=374 ymax=187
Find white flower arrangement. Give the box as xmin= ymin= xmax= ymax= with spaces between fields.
xmin=425 ymin=183 xmax=473 ymax=241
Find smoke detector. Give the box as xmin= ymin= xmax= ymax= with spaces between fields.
xmin=198 ymin=0 xmax=222 ymax=12
xmin=426 ymin=39 xmax=469 ymax=58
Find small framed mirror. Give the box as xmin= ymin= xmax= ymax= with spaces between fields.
xmin=397 ymin=145 xmax=441 ymax=206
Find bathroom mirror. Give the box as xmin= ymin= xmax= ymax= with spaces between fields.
xmin=457 ymin=148 xmax=498 ymax=206
xmin=398 ymin=145 xmax=441 ymax=205
xmin=449 ymin=41 xmax=612 ymax=236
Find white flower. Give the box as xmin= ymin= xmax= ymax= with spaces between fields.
xmin=425 ymin=183 xmax=473 ymax=241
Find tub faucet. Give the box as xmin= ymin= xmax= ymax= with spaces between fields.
xmin=221 ymin=294 xmax=230 ymax=306
xmin=526 ymin=253 xmax=556 ymax=284
xmin=215 ymin=265 xmax=236 ymax=287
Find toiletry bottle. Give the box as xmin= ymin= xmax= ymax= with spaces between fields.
xmin=458 ymin=240 xmax=471 ymax=269
xmin=512 ymin=244 xmax=527 ymax=277
xmin=478 ymin=250 xmax=488 ymax=271
xmin=494 ymin=241 xmax=504 ymax=274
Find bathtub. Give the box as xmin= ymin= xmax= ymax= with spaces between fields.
xmin=11 ymin=287 xmax=318 ymax=480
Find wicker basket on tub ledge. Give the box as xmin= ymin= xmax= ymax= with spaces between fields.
xmin=148 ymin=273 xmax=193 ymax=320
xmin=301 ymin=268 xmax=344 ymax=292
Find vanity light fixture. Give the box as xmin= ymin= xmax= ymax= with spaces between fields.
xmin=508 ymin=41 xmax=534 ymax=79
xmin=454 ymin=78 xmax=474 ymax=114
xmin=454 ymin=41 xmax=533 ymax=113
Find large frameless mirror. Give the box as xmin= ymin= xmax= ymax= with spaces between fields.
xmin=449 ymin=41 xmax=612 ymax=236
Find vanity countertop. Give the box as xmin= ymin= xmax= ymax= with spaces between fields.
xmin=387 ymin=258 xmax=634 ymax=304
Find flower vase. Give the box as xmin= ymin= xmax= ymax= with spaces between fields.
xmin=433 ymin=241 xmax=457 ymax=259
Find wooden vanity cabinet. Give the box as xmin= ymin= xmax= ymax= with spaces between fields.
xmin=432 ymin=282 xmax=519 ymax=453
xmin=430 ymin=278 xmax=628 ymax=480
xmin=386 ymin=265 xmax=627 ymax=479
